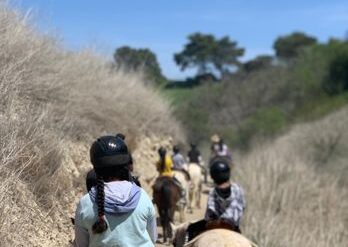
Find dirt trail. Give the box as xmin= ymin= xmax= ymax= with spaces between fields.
xmin=155 ymin=184 xmax=211 ymax=247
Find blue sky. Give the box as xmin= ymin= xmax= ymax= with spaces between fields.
xmin=13 ymin=0 xmax=348 ymax=79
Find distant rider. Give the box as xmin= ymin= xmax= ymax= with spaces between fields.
xmin=187 ymin=143 xmax=206 ymax=182
xmin=210 ymin=135 xmax=232 ymax=167
xmin=186 ymin=159 xmax=245 ymax=240
xmin=187 ymin=143 xmax=203 ymax=167
xmin=156 ymin=147 xmax=174 ymax=177
xmin=172 ymin=145 xmax=191 ymax=180
xmin=156 ymin=146 xmax=186 ymax=203
xmin=172 ymin=145 xmax=187 ymax=170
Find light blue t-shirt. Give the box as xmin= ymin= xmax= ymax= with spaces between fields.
xmin=74 ymin=186 xmax=157 ymax=247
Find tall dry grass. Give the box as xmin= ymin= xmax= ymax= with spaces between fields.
xmin=0 ymin=2 xmax=183 ymax=245
xmin=235 ymin=107 xmax=348 ymax=246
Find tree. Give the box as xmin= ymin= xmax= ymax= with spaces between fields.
xmin=174 ymin=33 xmax=244 ymax=78
xmin=243 ymin=55 xmax=273 ymax=73
xmin=273 ymin=32 xmax=317 ymax=59
xmin=324 ymin=53 xmax=348 ymax=94
xmin=214 ymin=36 xmax=245 ymax=76
xmin=114 ymin=46 xmax=166 ymax=85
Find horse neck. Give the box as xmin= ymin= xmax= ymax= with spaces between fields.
xmin=173 ymin=223 xmax=189 ymax=247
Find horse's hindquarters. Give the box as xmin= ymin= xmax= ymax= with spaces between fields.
xmin=153 ymin=177 xmax=181 ymax=243
xmin=188 ymin=229 xmax=253 ymax=247
xmin=188 ymin=163 xmax=203 ymax=210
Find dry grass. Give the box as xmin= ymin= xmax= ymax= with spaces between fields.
xmin=234 ymin=107 xmax=348 ymax=247
xmin=1 ymin=1 xmax=347 ymax=246
xmin=0 ymin=2 xmax=183 ymax=245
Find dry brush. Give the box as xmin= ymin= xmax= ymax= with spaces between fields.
xmin=0 ymin=2 xmax=183 ymax=246
xmin=235 ymin=107 xmax=348 ymax=247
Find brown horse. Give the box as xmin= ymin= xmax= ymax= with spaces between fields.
xmin=152 ymin=176 xmax=181 ymax=243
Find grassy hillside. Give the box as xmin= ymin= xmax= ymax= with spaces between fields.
xmin=236 ymin=107 xmax=348 ymax=246
xmin=165 ymin=40 xmax=348 ymax=149
xmin=164 ymin=38 xmax=348 ymax=246
xmin=0 ymin=3 xmax=183 ymax=246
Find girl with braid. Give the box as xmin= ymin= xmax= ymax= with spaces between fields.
xmin=73 ymin=135 xmax=157 ymax=247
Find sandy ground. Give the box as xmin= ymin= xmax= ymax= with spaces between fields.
xmin=155 ymin=184 xmax=211 ymax=247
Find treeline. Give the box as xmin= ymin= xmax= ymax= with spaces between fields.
xmin=113 ymin=32 xmax=245 ymax=86
xmin=113 ymin=31 xmax=348 ymax=148
xmin=170 ymin=35 xmax=348 ymax=148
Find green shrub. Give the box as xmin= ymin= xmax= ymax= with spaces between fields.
xmin=237 ymin=107 xmax=287 ymax=149
xmin=324 ymin=54 xmax=348 ymax=94
xmin=165 ymin=40 xmax=348 ymax=150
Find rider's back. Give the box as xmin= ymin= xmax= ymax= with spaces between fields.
xmin=172 ymin=153 xmax=186 ymax=170
xmin=75 ymin=185 xmax=156 ymax=247
xmin=188 ymin=149 xmax=201 ymax=164
xmin=156 ymin=155 xmax=173 ymax=177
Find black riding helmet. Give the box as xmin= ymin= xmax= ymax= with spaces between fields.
xmin=173 ymin=145 xmax=180 ymax=154
xmin=210 ymin=160 xmax=231 ymax=185
xmin=158 ymin=146 xmax=166 ymax=157
xmin=90 ymin=135 xmax=131 ymax=177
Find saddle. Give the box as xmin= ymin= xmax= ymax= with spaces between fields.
xmin=173 ymin=168 xmax=191 ymax=181
xmin=153 ymin=176 xmax=178 ymax=191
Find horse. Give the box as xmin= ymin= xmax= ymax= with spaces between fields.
xmin=187 ymin=163 xmax=202 ymax=213
xmin=171 ymin=222 xmax=257 ymax=247
xmin=152 ymin=176 xmax=181 ymax=244
xmin=173 ymin=169 xmax=191 ymax=222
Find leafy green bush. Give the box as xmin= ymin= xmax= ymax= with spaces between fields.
xmin=237 ymin=107 xmax=286 ymax=148
xmin=324 ymin=54 xmax=348 ymax=94
xmin=166 ymin=39 xmax=348 ymax=150
xmin=293 ymin=40 xmax=348 ymax=97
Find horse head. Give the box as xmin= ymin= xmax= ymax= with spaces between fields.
xmin=171 ymin=222 xmax=190 ymax=247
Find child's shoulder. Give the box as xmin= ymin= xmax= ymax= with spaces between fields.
xmin=231 ymin=182 xmax=241 ymax=188
xmin=208 ymin=187 xmax=217 ymax=196
xmin=79 ymin=193 xmax=92 ymax=203
xmin=231 ymin=183 xmax=244 ymax=193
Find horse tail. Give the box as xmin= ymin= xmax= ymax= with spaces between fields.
xmin=160 ymin=155 xmax=166 ymax=172
xmin=162 ymin=180 xmax=173 ymax=209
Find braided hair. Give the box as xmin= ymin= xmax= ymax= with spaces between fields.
xmin=158 ymin=147 xmax=166 ymax=172
xmin=89 ymin=135 xmax=131 ymax=235
xmin=92 ymin=176 xmax=108 ymax=233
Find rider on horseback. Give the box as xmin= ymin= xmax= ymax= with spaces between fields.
xmin=210 ymin=134 xmax=232 ymax=161
xmin=187 ymin=143 xmax=203 ymax=166
xmin=187 ymin=159 xmax=245 ymax=240
xmin=156 ymin=146 xmax=187 ymax=205
xmin=206 ymin=160 xmax=245 ymax=231
xmin=156 ymin=146 xmax=174 ymax=177
xmin=74 ymin=135 xmax=157 ymax=246
xmin=188 ymin=143 xmax=206 ymax=182
xmin=172 ymin=145 xmax=191 ymax=181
